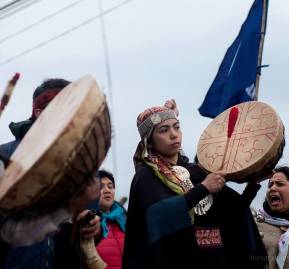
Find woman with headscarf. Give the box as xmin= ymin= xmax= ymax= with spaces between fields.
xmin=257 ymin=166 xmax=289 ymax=269
xmin=122 ymin=100 xmax=267 ymax=269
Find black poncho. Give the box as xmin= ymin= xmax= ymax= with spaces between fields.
xmin=122 ymin=158 xmax=267 ymax=269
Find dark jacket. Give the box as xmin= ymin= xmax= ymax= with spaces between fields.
xmin=0 ymin=120 xmax=31 ymax=160
xmin=0 ymin=120 xmax=54 ymax=269
xmin=122 ymin=159 xmax=268 ymax=269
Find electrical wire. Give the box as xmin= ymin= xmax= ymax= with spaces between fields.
xmin=0 ymin=0 xmax=43 ymax=20
xmin=1 ymin=0 xmax=132 ymax=65
xmin=0 ymin=0 xmax=24 ymax=12
xmin=0 ymin=0 xmax=88 ymax=44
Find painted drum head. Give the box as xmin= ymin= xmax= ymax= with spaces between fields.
xmin=197 ymin=101 xmax=284 ymax=183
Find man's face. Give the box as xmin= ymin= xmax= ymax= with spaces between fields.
xmin=99 ymin=177 xmax=115 ymax=213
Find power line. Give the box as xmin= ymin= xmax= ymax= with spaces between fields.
xmin=0 ymin=0 xmax=23 ymax=12
xmin=1 ymin=0 xmax=132 ymax=65
xmin=0 ymin=0 xmax=88 ymax=44
xmin=0 ymin=0 xmax=42 ymax=18
xmin=0 ymin=0 xmax=43 ymax=20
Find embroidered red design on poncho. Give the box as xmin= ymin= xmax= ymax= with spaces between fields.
xmin=194 ymin=227 xmax=223 ymax=249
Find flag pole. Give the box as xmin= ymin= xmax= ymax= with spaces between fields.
xmin=254 ymin=0 xmax=268 ymax=100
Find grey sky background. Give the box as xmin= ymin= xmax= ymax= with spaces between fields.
xmin=0 ymin=0 xmax=288 ymax=209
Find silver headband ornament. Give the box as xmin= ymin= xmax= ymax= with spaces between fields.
xmin=137 ymin=110 xmax=177 ymax=139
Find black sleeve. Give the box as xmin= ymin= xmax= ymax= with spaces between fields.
xmin=183 ymin=183 xmax=209 ymax=209
xmin=241 ymin=182 xmax=261 ymax=206
xmin=53 ymin=223 xmax=82 ymax=269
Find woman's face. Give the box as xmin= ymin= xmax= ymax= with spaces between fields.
xmin=99 ymin=177 xmax=115 ymax=213
xmin=151 ymin=118 xmax=182 ymax=161
xmin=266 ymin=172 xmax=289 ymax=214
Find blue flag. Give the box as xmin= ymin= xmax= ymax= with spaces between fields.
xmin=199 ymin=0 xmax=268 ymax=118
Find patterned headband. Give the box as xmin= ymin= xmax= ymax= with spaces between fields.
xmin=137 ymin=107 xmax=177 ymax=139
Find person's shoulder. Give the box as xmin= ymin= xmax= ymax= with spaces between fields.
xmin=257 ymin=221 xmax=281 ymax=237
xmin=114 ymin=201 xmax=127 ymax=214
xmin=135 ymin=164 xmax=153 ymax=176
xmin=0 ymin=140 xmax=15 ymax=150
xmin=0 ymin=140 xmax=19 ymax=158
xmin=131 ymin=165 xmax=155 ymax=189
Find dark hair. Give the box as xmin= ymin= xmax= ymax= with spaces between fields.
xmin=95 ymin=169 xmax=115 ymax=187
xmin=33 ymin=78 xmax=70 ymax=101
xmin=273 ymin=166 xmax=289 ymax=180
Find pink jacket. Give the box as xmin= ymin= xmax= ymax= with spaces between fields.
xmin=96 ymin=221 xmax=125 ymax=269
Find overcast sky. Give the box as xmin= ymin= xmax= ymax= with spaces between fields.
xmin=1 ymin=0 xmax=289 ymax=209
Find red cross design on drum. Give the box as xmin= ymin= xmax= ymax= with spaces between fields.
xmin=197 ymin=101 xmax=284 ymax=183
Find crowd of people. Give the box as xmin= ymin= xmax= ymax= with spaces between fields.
xmin=0 ymin=79 xmax=289 ymax=269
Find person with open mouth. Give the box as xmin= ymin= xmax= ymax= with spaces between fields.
xmin=257 ymin=166 xmax=289 ymax=269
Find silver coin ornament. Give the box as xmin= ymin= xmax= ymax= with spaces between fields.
xmin=172 ymin=165 xmax=213 ymax=215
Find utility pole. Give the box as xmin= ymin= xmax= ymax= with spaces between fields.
xmin=98 ymin=0 xmax=118 ymax=178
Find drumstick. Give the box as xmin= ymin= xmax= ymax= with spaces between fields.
xmin=219 ymin=106 xmax=239 ymax=170
xmin=0 ymin=73 xmax=20 ymax=118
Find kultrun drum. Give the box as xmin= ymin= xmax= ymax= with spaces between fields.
xmin=197 ymin=101 xmax=284 ymax=182
xmin=0 ymin=75 xmax=111 ymax=211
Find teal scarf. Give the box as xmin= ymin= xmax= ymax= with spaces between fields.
xmin=101 ymin=202 xmax=126 ymax=238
